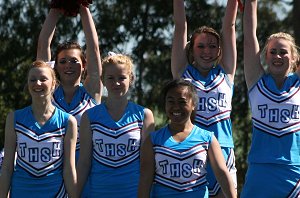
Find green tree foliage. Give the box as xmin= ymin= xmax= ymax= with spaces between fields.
xmin=0 ymin=0 xmax=298 ymax=194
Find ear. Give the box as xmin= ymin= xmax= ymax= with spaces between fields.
xmin=129 ymin=74 xmax=135 ymax=85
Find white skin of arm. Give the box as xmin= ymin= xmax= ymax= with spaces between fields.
xmin=171 ymin=0 xmax=188 ymax=79
xmin=76 ymin=112 xmax=92 ymax=196
xmin=220 ymin=0 xmax=238 ymax=83
xmin=63 ymin=115 xmax=78 ymax=198
xmin=80 ymin=6 xmax=102 ymax=104
xmin=0 ymin=112 xmax=16 ymax=198
xmin=140 ymin=108 xmax=155 ymax=144
xmin=137 ymin=108 xmax=155 ymax=197
xmin=208 ymin=136 xmax=236 ymax=198
xmin=138 ymin=135 xmax=155 ymax=198
xmin=243 ymin=0 xmax=264 ymax=89
xmin=36 ymin=8 xmax=60 ymax=61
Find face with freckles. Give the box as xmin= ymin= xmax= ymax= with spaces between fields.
xmin=55 ymin=49 xmax=84 ymax=85
xmin=192 ymin=33 xmax=221 ymax=74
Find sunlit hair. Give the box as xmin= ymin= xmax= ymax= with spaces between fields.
xmin=102 ymin=53 xmax=135 ymax=84
xmin=54 ymin=41 xmax=87 ymax=66
xmin=186 ymin=26 xmax=222 ymax=66
xmin=161 ymin=79 xmax=198 ymax=123
xmin=261 ymin=32 xmax=299 ymax=72
xmin=24 ymin=60 xmax=58 ymax=94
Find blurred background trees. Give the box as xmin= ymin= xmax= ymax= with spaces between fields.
xmin=0 ymin=0 xmax=298 ymax=194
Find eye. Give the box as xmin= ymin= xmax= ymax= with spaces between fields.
xmin=197 ymin=44 xmax=205 ymax=49
xmin=40 ymin=77 xmax=48 ymax=82
xmin=59 ymin=59 xmax=67 ymax=64
xmin=270 ymin=50 xmax=277 ymax=55
xmin=166 ymin=99 xmax=174 ymax=104
xmin=279 ymin=50 xmax=288 ymax=55
xmin=106 ymin=76 xmax=114 ymax=80
xmin=119 ymin=76 xmax=127 ymax=81
xmin=69 ymin=59 xmax=80 ymax=64
xmin=209 ymin=44 xmax=218 ymax=49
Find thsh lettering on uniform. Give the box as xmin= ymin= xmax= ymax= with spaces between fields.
xmin=95 ymin=138 xmax=139 ymax=157
xmin=198 ymin=93 xmax=227 ymax=112
xmin=19 ymin=142 xmax=62 ymax=162
xmin=158 ymin=159 xmax=205 ymax=178
xmin=258 ymin=104 xmax=299 ymax=123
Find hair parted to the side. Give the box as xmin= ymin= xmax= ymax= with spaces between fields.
xmin=261 ymin=32 xmax=300 ymax=72
xmin=54 ymin=41 xmax=87 ymax=66
xmin=186 ymin=26 xmax=222 ymax=66
xmin=102 ymin=53 xmax=135 ymax=84
xmin=161 ymin=79 xmax=198 ymax=123
xmin=24 ymin=60 xmax=58 ymax=94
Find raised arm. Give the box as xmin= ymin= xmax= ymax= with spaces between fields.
xmin=76 ymin=112 xmax=93 ymax=196
xmin=63 ymin=115 xmax=78 ymax=198
xmin=80 ymin=6 xmax=102 ymax=104
xmin=171 ymin=0 xmax=188 ymax=79
xmin=208 ymin=136 xmax=237 ymax=198
xmin=0 ymin=112 xmax=16 ymax=198
xmin=221 ymin=0 xmax=238 ymax=83
xmin=243 ymin=0 xmax=264 ymax=89
xmin=36 ymin=9 xmax=60 ymax=61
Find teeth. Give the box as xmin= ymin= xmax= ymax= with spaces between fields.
xmin=201 ymin=56 xmax=211 ymax=60
xmin=173 ymin=112 xmax=181 ymax=116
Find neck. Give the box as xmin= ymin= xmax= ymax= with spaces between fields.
xmin=168 ymin=120 xmax=193 ymax=135
xmin=31 ymin=100 xmax=55 ymax=126
xmin=105 ymin=96 xmax=128 ymax=110
xmin=61 ymin=84 xmax=80 ymax=103
xmin=271 ymin=74 xmax=287 ymax=89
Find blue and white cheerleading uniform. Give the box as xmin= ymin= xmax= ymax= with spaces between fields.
xmin=182 ymin=64 xmax=236 ymax=195
xmin=150 ymin=125 xmax=213 ymax=198
xmin=241 ymin=73 xmax=300 ymax=198
xmin=86 ymin=102 xmax=145 ymax=197
xmin=10 ymin=106 xmax=70 ymax=198
xmin=53 ymin=83 xmax=97 ymax=153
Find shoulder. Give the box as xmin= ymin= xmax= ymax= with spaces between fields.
xmin=143 ymin=108 xmax=154 ymax=117
xmin=67 ymin=115 xmax=77 ymax=125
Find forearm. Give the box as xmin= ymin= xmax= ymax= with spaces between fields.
xmin=0 ymin=167 xmax=13 ymax=198
xmin=138 ymin=172 xmax=154 ymax=198
xmin=222 ymin=0 xmax=238 ymax=31
xmin=80 ymin=6 xmax=99 ymax=53
xmin=63 ymin=165 xmax=77 ymax=198
xmin=37 ymin=9 xmax=60 ymax=61
xmin=173 ymin=0 xmax=186 ymax=31
xmin=76 ymin=162 xmax=91 ymax=196
xmin=216 ymin=170 xmax=236 ymax=198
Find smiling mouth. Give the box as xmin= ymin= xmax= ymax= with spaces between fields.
xmin=172 ymin=112 xmax=182 ymax=116
xmin=33 ymin=88 xmax=43 ymax=92
xmin=272 ymin=62 xmax=283 ymax=66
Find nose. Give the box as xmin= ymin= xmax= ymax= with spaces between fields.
xmin=203 ymin=46 xmax=210 ymax=53
xmin=36 ymin=80 xmax=42 ymax=85
xmin=115 ymin=80 xmax=120 ymax=86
